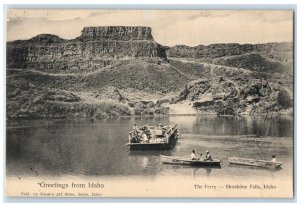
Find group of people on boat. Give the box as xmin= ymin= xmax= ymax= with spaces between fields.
xmin=131 ymin=123 xmax=167 ymax=143
xmin=191 ymin=150 xmax=213 ymax=161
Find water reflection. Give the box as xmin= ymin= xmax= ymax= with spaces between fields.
xmin=192 ymin=166 xmax=221 ymax=177
xmin=129 ymin=150 xmax=172 ymax=156
xmin=141 ymin=157 xmax=149 ymax=169
xmin=206 ymin=168 xmax=212 ymax=177
xmin=177 ymin=115 xmax=294 ymax=137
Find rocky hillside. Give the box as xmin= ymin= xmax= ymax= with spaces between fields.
xmin=167 ymin=42 xmax=292 ymax=60
xmin=164 ymin=42 xmax=293 ymax=115
xmin=7 ymin=58 xmax=186 ymax=119
xmin=171 ymin=76 xmax=292 ymax=115
xmin=167 ymin=43 xmax=293 ymax=75
xmin=6 ymin=26 xmax=294 ymax=119
xmin=166 ymin=56 xmax=293 ymax=115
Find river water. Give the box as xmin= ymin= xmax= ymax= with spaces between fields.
xmin=6 ymin=115 xmax=293 ymax=181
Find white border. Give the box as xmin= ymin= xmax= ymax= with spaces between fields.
xmin=1 ymin=0 xmax=299 ymax=206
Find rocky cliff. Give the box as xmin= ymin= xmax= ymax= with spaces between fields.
xmin=7 ymin=26 xmax=166 ymax=72
xmin=78 ymin=26 xmax=154 ymax=41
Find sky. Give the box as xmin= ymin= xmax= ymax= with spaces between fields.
xmin=6 ymin=10 xmax=294 ymax=46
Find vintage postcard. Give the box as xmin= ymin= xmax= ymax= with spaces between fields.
xmin=5 ymin=9 xmax=294 ymax=198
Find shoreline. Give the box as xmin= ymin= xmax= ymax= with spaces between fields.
xmin=6 ymin=111 xmax=293 ymax=121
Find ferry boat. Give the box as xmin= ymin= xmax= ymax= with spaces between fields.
xmin=126 ymin=124 xmax=179 ymax=150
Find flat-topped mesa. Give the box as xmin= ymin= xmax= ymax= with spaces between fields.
xmin=7 ymin=26 xmax=167 ymax=71
xmin=79 ymin=26 xmax=154 ymax=41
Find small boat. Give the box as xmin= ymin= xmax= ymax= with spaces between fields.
xmin=228 ymin=157 xmax=282 ymax=169
xmin=161 ymin=155 xmax=221 ymax=167
xmin=126 ymin=124 xmax=179 ymax=150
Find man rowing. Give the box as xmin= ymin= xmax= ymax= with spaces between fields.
xmin=191 ymin=150 xmax=196 ymax=160
xmin=191 ymin=150 xmax=204 ymax=160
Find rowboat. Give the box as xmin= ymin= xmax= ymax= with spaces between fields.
xmin=126 ymin=124 xmax=179 ymax=150
xmin=228 ymin=157 xmax=282 ymax=169
xmin=161 ymin=155 xmax=221 ymax=167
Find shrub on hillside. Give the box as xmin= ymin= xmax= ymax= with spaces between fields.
xmin=277 ymin=89 xmax=292 ymax=108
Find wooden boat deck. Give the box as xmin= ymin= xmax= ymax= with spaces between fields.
xmin=127 ymin=124 xmax=179 ymax=150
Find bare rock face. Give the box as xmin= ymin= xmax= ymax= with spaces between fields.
xmin=78 ymin=26 xmax=154 ymax=41
xmin=174 ymin=79 xmax=211 ymax=102
xmin=7 ymin=26 xmax=166 ymax=72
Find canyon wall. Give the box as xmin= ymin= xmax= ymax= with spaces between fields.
xmin=7 ymin=26 xmax=166 ymax=71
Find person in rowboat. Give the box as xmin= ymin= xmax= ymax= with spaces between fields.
xmin=271 ymin=155 xmax=276 ymax=164
xmin=191 ymin=150 xmax=196 ymax=160
xmin=199 ymin=153 xmax=203 ymax=160
xmin=204 ymin=151 xmax=213 ymax=161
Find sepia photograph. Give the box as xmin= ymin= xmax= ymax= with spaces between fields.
xmin=5 ymin=9 xmax=294 ymax=198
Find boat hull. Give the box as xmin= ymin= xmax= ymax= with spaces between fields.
xmin=127 ymin=142 xmax=176 ymax=150
xmin=228 ymin=157 xmax=282 ymax=169
xmin=162 ymin=160 xmax=221 ymax=167
xmin=161 ymin=155 xmax=221 ymax=167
